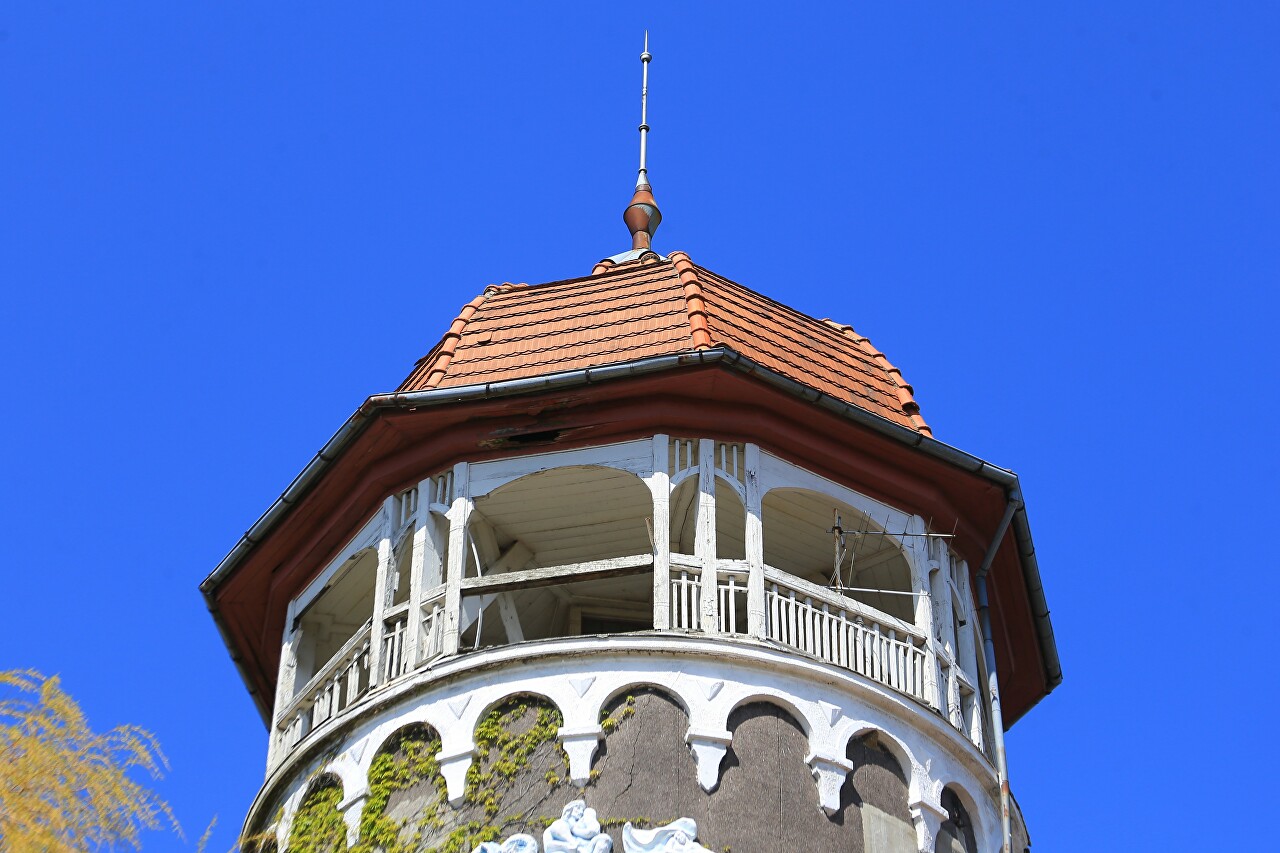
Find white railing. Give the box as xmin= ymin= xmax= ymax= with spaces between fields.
xmin=670 ymin=563 xmax=703 ymax=630
xmin=381 ymin=606 xmax=410 ymax=682
xmin=669 ymin=559 xmax=748 ymax=634
xmin=274 ymin=620 xmax=372 ymax=759
xmin=764 ymin=569 xmax=929 ymax=703
xmin=418 ymin=592 xmax=446 ymax=665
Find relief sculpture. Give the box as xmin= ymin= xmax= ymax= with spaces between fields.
xmin=622 ymin=818 xmax=713 ymax=853
xmin=544 ymin=800 xmax=613 ymax=853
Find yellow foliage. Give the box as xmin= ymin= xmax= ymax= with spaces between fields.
xmin=0 ymin=669 xmax=177 ymax=852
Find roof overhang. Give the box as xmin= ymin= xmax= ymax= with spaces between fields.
xmin=203 ymin=346 xmax=1061 ymax=727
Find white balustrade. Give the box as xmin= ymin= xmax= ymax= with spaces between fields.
xmin=670 ymin=565 xmax=702 ymax=631
xmin=418 ymin=594 xmax=446 ymax=665
xmin=763 ymin=569 xmax=929 ymax=704
xmin=273 ymin=620 xmax=372 ymax=761
xmin=381 ymin=607 xmax=410 ymax=683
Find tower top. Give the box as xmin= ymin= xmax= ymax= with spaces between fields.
xmin=624 ymin=32 xmax=661 ymax=252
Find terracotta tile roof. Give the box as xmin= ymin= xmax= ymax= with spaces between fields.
xmin=397 ymin=253 xmax=931 ymax=435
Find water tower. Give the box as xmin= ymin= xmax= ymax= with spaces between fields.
xmin=203 ymin=43 xmax=1059 ymax=853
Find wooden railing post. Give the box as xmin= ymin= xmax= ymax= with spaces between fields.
xmin=649 ymin=434 xmax=671 ymax=630
xmin=696 ymin=439 xmax=719 ymax=634
xmin=441 ymin=462 xmax=471 ymax=656
xmin=744 ymin=443 xmax=765 ymax=638
xmin=367 ymin=497 xmax=395 ymax=688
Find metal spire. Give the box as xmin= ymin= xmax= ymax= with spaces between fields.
xmin=638 ymin=31 xmax=651 ymax=189
xmin=624 ymin=32 xmax=662 ymax=251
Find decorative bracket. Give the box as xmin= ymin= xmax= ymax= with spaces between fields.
xmin=806 ymin=753 xmax=853 ymax=815
xmin=557 ymin=726 xmax=604 ymax=786
xmin=685 ymin=728 xmax=733 ymax=793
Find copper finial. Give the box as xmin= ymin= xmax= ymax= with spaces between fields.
xmin=624 ymin=32 xmax=661 ymax=251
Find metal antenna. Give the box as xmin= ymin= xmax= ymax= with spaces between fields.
xmin=638 ymin=31 xmax=652 ymax=188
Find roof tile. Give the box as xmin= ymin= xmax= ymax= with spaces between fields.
xmin=396 ymin=254 xmax=930 ymax=434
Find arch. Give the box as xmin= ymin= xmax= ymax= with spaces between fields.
xmin=299 ymin=771 xmax=345 ymax=803
xmin=471 ymin=690 xmax=566 ymax=738
xmin=936 ymin=783 xmax=984 ymax=853
xmin=724 ymin=693 xmax=813 ymax=738
xmin=466 ymin=465 xmax=655 ymax=645
xmin=715 ymin=478 xmax=746 ymax=561
xmin=287 ymin=774 xmax=347 ymax=853
xmin=762 ymin=487 xmax=915 ymax=622
xmin=294 ymin=546 xmax=378 ymax=690
xmin=598 ymin=680 xmax=692 ymax=719
xmin=840 ymin=725 xmax=917 ymax=789
xmin=358 ymin=722 xmax=448 ymax=849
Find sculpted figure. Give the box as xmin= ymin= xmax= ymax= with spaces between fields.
xmin=472 ymin=834 xmax=539 ymax=853
xmin=622 ymin=818 xmax=712 ymax=853
xmin=543 ymin=800 xmax=613 ymax=853
xmin=502 ymin=835 xmax=540 ymax=853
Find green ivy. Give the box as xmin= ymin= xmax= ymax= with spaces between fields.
xmin=287 ymin=782 xmax=348 ymax=853
xmin=343 ymin=698 xmax=567 ymax=853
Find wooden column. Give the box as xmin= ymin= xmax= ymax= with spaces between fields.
xmin=696 ymin=438 xmax=718 ymax=634
xmin=648 ymin=434 xmax=671 ymax=630
xmin=744 ymin=443 xmax=766 ymax=638
xmin=441 ymin=462 xmax=471 ymax=656
xmin=402 ymin=478 xmax=433 ymax=668
xmin=366 ymin=496 xmax=396 ymax=687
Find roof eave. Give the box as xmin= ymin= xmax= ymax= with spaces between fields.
xmin=202 ymin=345 xmax=1060 ymax=718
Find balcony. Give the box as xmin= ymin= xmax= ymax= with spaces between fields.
xmin=269 ymin=437 xmax=991 ymax=769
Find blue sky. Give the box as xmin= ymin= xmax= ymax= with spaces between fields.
xmin=1 ymin=3 xmax=1276 ymax=850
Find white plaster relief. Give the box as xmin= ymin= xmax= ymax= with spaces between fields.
xmin=569 ymin=675 xmax=596 ymax=698
xmin=697 ymin=678 xmax=723 ymax=700
xmin=448 ymin=695 xmax=472 ymax=718
xmin=623 ymin=817 xmax=712 ymax=852
xmin=544 ymin=800 xmax=612 ymax=852
xmin=819 ymin=699 xmax=842 ymax=726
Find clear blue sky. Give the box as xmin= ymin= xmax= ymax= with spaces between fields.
xmin=2 ymin=3 xmax=1276 ymax=850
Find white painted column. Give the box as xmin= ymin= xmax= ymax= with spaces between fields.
xmin=268 ymin=600 xmax=300 ymax=765
xmin=649 ymin=434 xmax=671 ymax=630
xmin=441 ymin=462 xmax=471 ymax=656
xmin=744 ymin=442 xmax=766 ymax=638
xmin=366 ymin=498 xmax=395 ymax=687
xmin=908 ymin=515 xmax=943 ymax=712
xmin=402 ymin=477 xmax=433 ymax=668
xmin=696 ymin=438 xmax=719 ymax=634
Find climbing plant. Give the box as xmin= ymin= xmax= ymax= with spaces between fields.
xmin=287 ymin=778 xmax=348 ymax=853
xmin=346 ymin=697 xmax=568 ymax=853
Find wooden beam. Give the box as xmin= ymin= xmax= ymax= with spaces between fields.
xmin=460 ymin=555 xmax=653 ymax=595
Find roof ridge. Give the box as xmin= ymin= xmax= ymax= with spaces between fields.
xmin=417 ymin=284 xmax=519 ymax=389
xmin=667 ymin=251 xmax=714 ymax=350
xmin=822 ymin=320 xmax=932 ymax=436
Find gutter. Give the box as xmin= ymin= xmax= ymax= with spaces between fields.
xmin=202 ymin=345 xmax=1061 ymax=719
xmin=975 ymin=498 xmax=1020 ymax=853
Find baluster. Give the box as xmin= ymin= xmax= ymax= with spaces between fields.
xmin=837 ymin=611 xmax=849 ymax=668
xmin=890 ymin=627 xmax=901 ymax=686
xmin=783 ymin=594 xmax=792 ymax=645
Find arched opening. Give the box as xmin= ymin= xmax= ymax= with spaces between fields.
xmin=844 ymin=732 xmax=915 ymax=853
xmin=462 ymin=466 xmax=654 ymax=648
xmin=358 ymin=723 xmax=447 ymax=849
xmin=295 ymin=549 xmax=377 ymax=691
xmin=762 ymin=489 xmax=914 ymax=623
xmin=287 ymin=775 xmax=347 ymax=853
xmin=936 ymin=786 xmax=979 ymax=853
